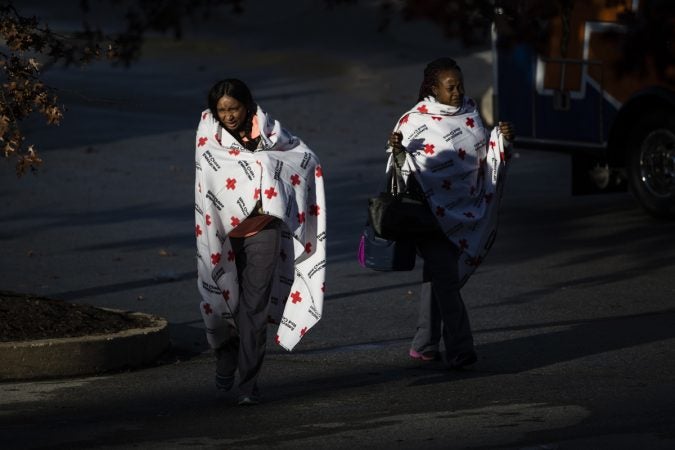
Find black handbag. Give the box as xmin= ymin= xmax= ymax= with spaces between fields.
xmin=368 ymin=157 xmax=440 ymax=241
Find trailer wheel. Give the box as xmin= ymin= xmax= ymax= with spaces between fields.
xmin=627 ymin=110 xmax=675 ymax=218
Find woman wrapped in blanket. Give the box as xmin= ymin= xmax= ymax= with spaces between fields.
xmin=387 ymin=58 xmax=515 ymax=368
xmin=195 ymin=79 xmax=326 ymax=405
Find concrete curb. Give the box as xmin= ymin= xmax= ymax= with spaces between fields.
xmin=0 ymin=312 xmax=170 ymax=381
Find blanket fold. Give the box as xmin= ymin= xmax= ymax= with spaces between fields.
xmin=390 ymin=96 xmax=509 ymax=285
xmin=195 ymin=106 xmax=326 ymax=351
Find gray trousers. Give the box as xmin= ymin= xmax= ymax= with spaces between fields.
xmin=217 ymin=220 xmax=281 ymax=396
xmin=411 ymin=236 xmax=474 ymax=360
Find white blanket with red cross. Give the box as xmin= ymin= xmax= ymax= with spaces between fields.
xmin=195 ymin=106 xmax=326 ymax=351
xmin=390 ymin=96 xmax=509 ymax=285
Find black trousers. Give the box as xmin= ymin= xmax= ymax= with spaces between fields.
xmin=217 ymin=220 xmax=281 ymax=396
xmin=411 ymin=235 xmax=474 ymax=360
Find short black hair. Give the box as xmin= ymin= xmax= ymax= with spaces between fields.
xmin=207 ymin=78 xmax=256 ymax=119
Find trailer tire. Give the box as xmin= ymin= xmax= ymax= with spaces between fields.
xmin=626 ymin=110 xmax=675 ymax=218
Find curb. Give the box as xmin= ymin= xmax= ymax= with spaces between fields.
xmin=0 ymin=312 xmax=170 ymax=381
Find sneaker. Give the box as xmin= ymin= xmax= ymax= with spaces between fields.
xmin=446 ymin=350 xmax=478 ymax=369
xmin=409 ymin=348 xmax=437 ymax=361
xmin=215 ymin=374 xmax=234 ymax=391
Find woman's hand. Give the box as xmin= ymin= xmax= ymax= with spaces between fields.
xmin=498 ymin=121 xmax=515 ymax=141
xmin=388 ymin=131 xmax=404 ymax=154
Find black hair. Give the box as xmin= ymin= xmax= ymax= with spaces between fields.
xmin=417 ymin=58 xmax=462 ymax=102
xmin=207 ymin=78 xmax=259 ymax=150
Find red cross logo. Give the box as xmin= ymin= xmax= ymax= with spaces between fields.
xmin=226 ymin=178 xmax=236 ymax=190
xmin=227 ymin=250 xmax=235 ymax=261
xmin=398 ymin=114 xmax=410 ymax=125
xmin=202 ymin=112 xmax=208 ymax=120
xmin=417 ymin=105 xmax=428 ymax=114
xmin=424 ymin=143 xmax=435 ymax=155
xmin=297 ymin=212 xmax=305 ymax=224
xmin=490 ymin=140 xmax=496 ymax=149
xmin=432 ymin=116 xmax=443 ymax=121
xmin=254 ymin=188 xmax=261 ymax=200
xmin=290 ymin=174 xmax=301 ymax=186
xmin=214 ymin=133 xmax=221 ymax=145
xmin=465 ymin=117 xmax=475 ymax=128
xmin=436 ymin=206 xmax=445 ymax=217
xmin=205 ymin=214 xmax=212 ymax=226
xmin=222 ymin=290 xmax=230 ymax=301
xmin=264 ymin=187 xmax=278 ymax=199
xmin=300 ymin=327 xmax=308 ymax=336
xmin=291 ymin=291 xmax=302 ymax=304
xmin=316 ymin=166 xmax=323 ymax=178
xmin=309 ymin=204 xmax=320 ymax=216
xmin=275 ymin=335 xmax=280 ymax=344
xmin=210 ymin=253 xmax=221 ymax=265
xmin=198 ymin=137 xmax=207 ymax=147
xmin=458 ymin=148 xmax=466 ymax=160
xmin=305 ymin=242 xmax=312 ymax=253
xmin=202 ymin=303 xmax=213 ymax=315
xmin=229 ymin=148 xmax=240 ymax=156
xmin=195 ymin=224 xmax=202 ymax=237
xmin=231 ymin=216 xmax=240 ymax=227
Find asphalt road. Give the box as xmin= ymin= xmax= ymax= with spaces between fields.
xmin=2 ymin=1 xmax=675 ymax=449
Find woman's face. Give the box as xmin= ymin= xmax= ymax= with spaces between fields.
xmin=216 ymin=95 xmax=247 ymax=131
xmin=432 ymin=68 xmax=464 ymax=107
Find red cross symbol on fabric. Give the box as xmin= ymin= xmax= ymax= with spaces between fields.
xmin=442 ymin=180 xmax=452 ymax=190
xmin=202 ymin=303 xmax=213 ymax=315
xmin=228 ymin=148 xmax=240 ymax=156
xmin=264 ymin=187 xmax=278 ymax=199
xmin=458 ymin=148 xmax=466 ymax=160
xmin=195 ymin=224 xmax=202 ymax=237
xmin=432 ymin=116 xmax=443 ymax=121
xmin=305 ymin=242 xmax=312 ymax=253
xmin=211 ymin=253 xmax=221 ymax=265
xmin=465 ymin=117 xmax=475 ymax=128
xmin=214 ymin=133 xmax=221 ymax=145
xmin=198 ymin=137 xmax=207 ymax=147
xmin=222 ymin=290 xmax=230 ymax=301
xmin=436 ymin=206 xmax=445 ymax=217
xmin=227 ymin=250 xmax=235 ymax=261
xmin=459 ymin=239 xmax=469 ymax=251
xmin=291 ymin=291 xmax=302 ymax=303
xmin=290 ymin=174 xmax=301 ymax=186
xmin=275 ymin=335 xmax=280 ymax=344
xmin=424 ymin=143 xmax=435 ymax=155
xmin=202 ymin=112 xmax=208 ymax=120
xmin=300 ymin=327 xmax=308 ymax=336
xmin=297 ymin=212 xmax=305 ymax=224
xmin=254 ymin=188 xmax=261 ymax=200
xmin=205 ymin=214 xmax=212 ymax=226
xmin=226 ymin=178 xmax=237 ymax=190
xmin=490 ymin=140 xmax=496 ymax=149
xmin=309 ymin=204 xmax=320 ymax=216
xmin=316 ymin=166 xmax=323 ymax=178
xmin=230 ymin=216 xmax=240 ymax=227
xmin=417 ymin=105 xmax=428 ymax=114
xmin=399 ymin=114 xmax=410 ymax=125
